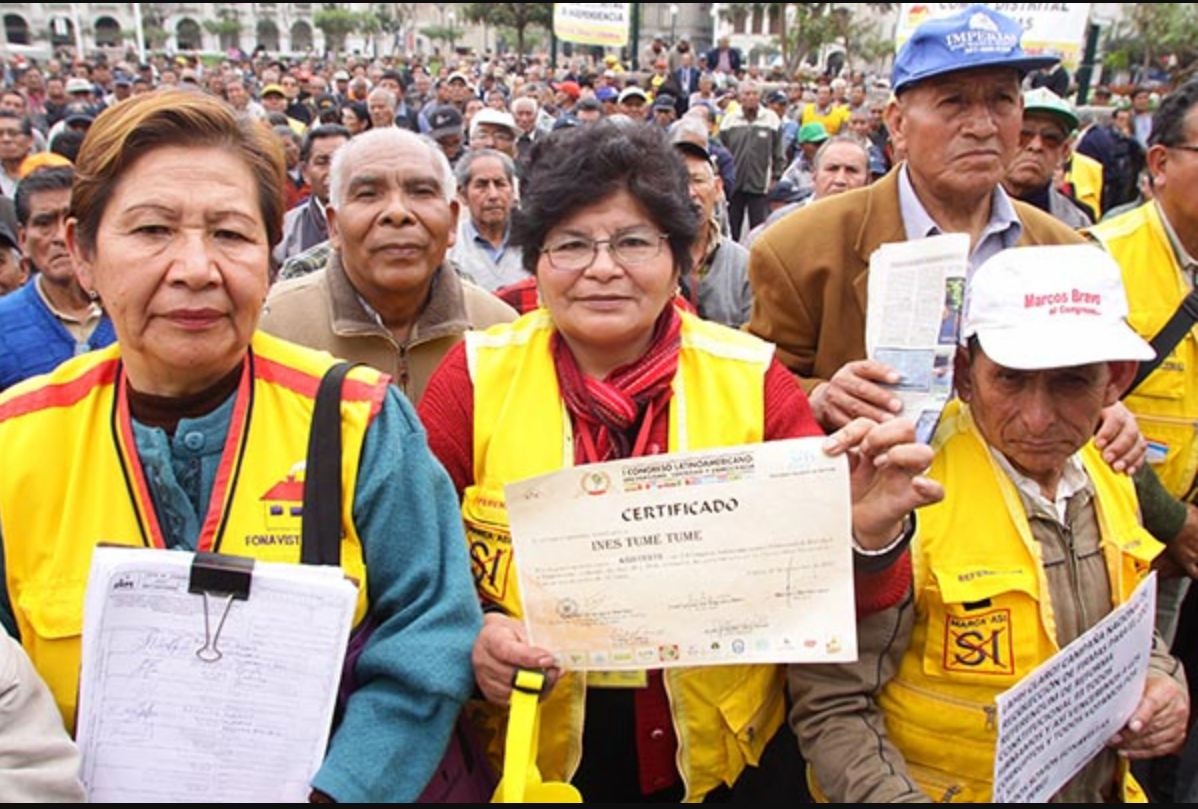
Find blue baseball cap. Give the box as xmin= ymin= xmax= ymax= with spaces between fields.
xmin=892 ymin=4 xmax=1058 ymax=95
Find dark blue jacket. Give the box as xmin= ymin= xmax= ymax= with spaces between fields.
xmin=0 ymin=278 xmax=116 ymax=391
xmin=704 ymin=46 xmax=743 ymax=75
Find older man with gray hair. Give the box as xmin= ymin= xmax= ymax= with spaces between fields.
xmin=261 ymin=127 xmax=515 ymax=403
xmin=367 ymin=87 xmax=398 ymax=130
xmin=448 ymin=148 xmax=526 ymax=292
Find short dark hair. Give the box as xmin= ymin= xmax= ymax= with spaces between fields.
xmin=0 ymin=109 xmax=32 ymax=136
xmin=512 ymin=120 xmax=698 ymax=277
xmin=50 ymin=128 xmax=86 ymax=162
xmin=1148 ymin=80 xmax=1198 ymax=149
xmin=345 ymin=101 xmax=371 ymax=131
xmin=300 ymin=123 xmax=350 ymax=163
xmin=15 ymin=166 xmax=74 ymax=226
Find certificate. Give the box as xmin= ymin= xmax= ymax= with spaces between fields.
xmin=505 ymin=438 xmax=857 ymax=669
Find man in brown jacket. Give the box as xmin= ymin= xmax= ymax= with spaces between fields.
xmin=261 ymin=127 xmax=515 ymax=404
xmin=745 ymin=4 xmax=1150 ymax=475
xmin=747 ymin=7 xmax=1072 ymax=424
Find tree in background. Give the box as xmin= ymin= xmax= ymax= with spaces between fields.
xmin=314 ymin=7 xmax=358 ymax=54
xmin=719 ymin=3 xmax=894 ymax=77
xmin=358 ymin=3 xmax=419 ymax=57
xmin=420 ymin=25 xmax=459 ymax=56
xmin=1103 ymin=4 xmax=1198 ymax=86
xmin=203 ymin=8 xmax=244 ymax=53
xmin=461 ymin=3 xmax=553 ymax=64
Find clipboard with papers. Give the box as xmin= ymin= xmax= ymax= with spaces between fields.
xmin=75 ymin=546 xmax=358 ymax=802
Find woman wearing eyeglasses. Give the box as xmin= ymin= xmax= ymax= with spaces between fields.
xmin=417 ymin=121 xmax=943 ymax=803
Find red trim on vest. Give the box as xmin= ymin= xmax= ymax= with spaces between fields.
xmin=0 ymin=358 xmax=119 ymax=422
xmin=194 ymin=362 xmax=253 ymax=552
xmin=114 ymin=373 xmax=169 ymax=550
xmin=113 ymin=359 xmax=253 ymax=553
xmin=256 ymin=353 xmax=391 ymax=411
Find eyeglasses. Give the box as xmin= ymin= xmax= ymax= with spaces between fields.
xmin=1168 ymin=144 xmax=1198 ymax=155
xmin=541 ymin=228 xmax=669 ymax=272
xmin=1019 ymin=127 xmax=1067 ymax=148
xmin=474 ymin=128 xmax=515 ymax=144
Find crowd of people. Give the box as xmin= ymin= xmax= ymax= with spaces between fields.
xmin=0 ymin=2 xmax=1196 ymax=803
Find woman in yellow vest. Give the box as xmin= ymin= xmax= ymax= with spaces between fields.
xmin=417 ymin=120 xmax=944 ymax=802
xmin=0 ymin=91 xmax=482 ymax=802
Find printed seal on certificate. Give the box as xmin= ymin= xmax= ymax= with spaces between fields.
xmin=580 ymin=470 xmax=611 ymax=496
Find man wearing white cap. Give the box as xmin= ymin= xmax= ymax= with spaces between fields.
xmin=467 ymin=107 xmax=519 ymax=160
xmin=617 ymin=85 xmax=648 ymax=118
xmin=790 ymin=244 xmax=1190 ymax=802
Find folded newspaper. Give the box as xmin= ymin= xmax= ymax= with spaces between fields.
xmin=865 ymin=233 xmax=970 ymax=444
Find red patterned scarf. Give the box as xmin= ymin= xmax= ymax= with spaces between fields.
xmin=552 ymin=306 xmax=682 ymax=462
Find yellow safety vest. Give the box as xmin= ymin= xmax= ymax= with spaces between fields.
xmin=462 ymin=309 xmax=782 ymax=801
xmin=800 ymin=103 xmax=851 ymax=135
xmin=820 ymin=402 xmax=1158 ymax=802
xmin=0 ymin=331 xmax=386 ymax=728
xmin=1089 ymin=202 xmax=1198 ymax=500
xmin=1067 ymin=151 xmax=1103 ymax=220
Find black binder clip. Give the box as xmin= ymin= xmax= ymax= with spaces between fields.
xmin=188 ymin=553 xmax=254 ymax=663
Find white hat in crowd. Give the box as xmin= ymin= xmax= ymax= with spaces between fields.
xmin=963 ymin=244 xmax=1154 ymax=370
xmin=469 ymin=107 xmax=519 ymax=136
xmin=617 ymin=86 xmax=648 ymax=104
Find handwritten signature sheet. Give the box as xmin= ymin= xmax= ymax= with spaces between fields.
xmin=76 ymin=547 xmax=357 ymax=802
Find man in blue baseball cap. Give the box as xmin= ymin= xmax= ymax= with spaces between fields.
xmin=749 ymin=3 xmax=1085 ymax=428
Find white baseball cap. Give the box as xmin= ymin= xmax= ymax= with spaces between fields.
xmin=617 ymin=86 xmax=648 ymax=103
xmin=963 ymin=244 xmax=1153 ymax=370
xmin=469 ymin=107 xmax=518 ymax=136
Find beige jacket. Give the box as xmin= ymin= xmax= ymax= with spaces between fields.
xmin=260 ymin=251 xmax=516 ymax=404
xmin=0 ymin=633 xmax=85 ymax=801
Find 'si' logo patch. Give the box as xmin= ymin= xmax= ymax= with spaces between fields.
xmin=942 ymin=608 xmax=1015 ymax=675
xmin=468 ymin=526 xmax=513 ymax=602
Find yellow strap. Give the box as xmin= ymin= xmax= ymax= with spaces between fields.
xmin=501 ymin=668 xmax=546 ymax=803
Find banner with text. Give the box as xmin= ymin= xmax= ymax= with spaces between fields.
xmin=896 ymin=4 xmax=1093 ymax=71
xmin=554 ymin=3 xmax=631 ymax=48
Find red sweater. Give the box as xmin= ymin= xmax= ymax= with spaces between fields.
xmin=418 ymin=340 xmax=912 ymax=796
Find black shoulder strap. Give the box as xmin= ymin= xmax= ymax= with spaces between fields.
xmin=1126 ymin=287 xmax=1198 ymax=396
xmin=301 ymin=362 xmax=356 ymax=567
